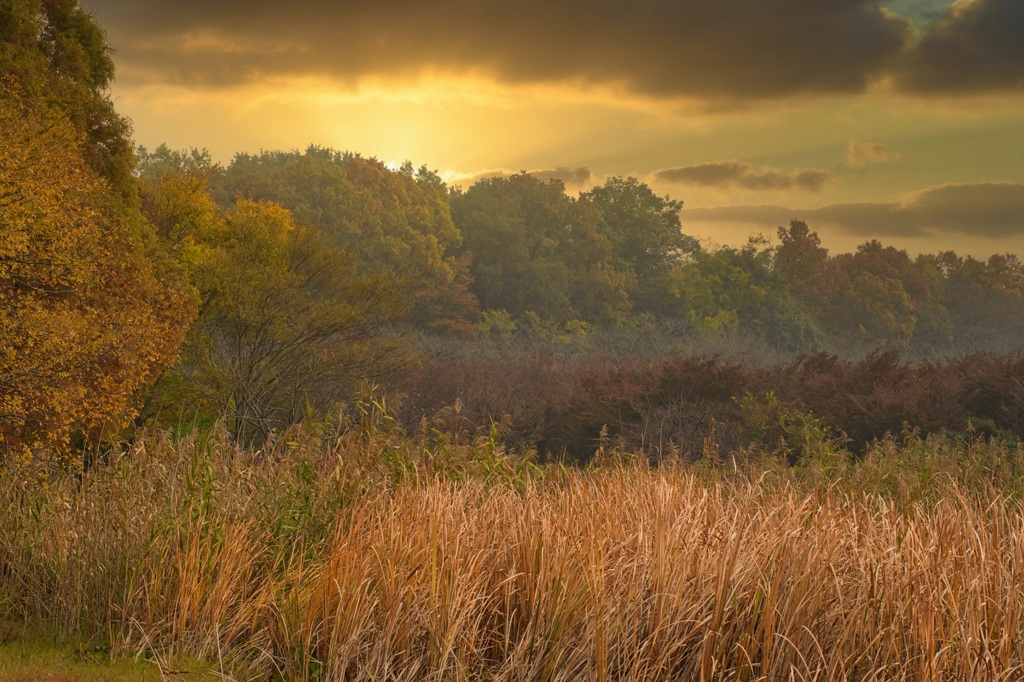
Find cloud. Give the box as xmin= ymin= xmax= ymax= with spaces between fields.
xmin=845 ymin=141 xmax=902 ymax=168
xmin=82 ymin=0 xmax=915 ymax=100
xmin=528 ymin=167 xmax=597 ymax=189
xmin=898 ymin=0 xmax=1024 ymax=93
xmin=679 ymin=182 xmax=1024 ymax=238
xmin=653 ymin=161 xmax=833 ymax=192
xmin=449 ymin=166 xmax=597 ymax=191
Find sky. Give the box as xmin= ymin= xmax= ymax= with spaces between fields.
xmin=81 ymin=0 xmax=1023 ymax=256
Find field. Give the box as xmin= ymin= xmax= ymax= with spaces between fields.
xmin=1 ymin=414 xmax=1021 ymax=681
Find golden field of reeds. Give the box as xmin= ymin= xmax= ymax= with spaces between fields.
xmin=1 ymin=411 xmax=1022 ymax=681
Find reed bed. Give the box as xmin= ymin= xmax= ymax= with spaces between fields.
xmin=0 ymin=425 xmax=1021 ymax=680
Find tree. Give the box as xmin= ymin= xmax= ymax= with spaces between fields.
xmin=584 ymin=176 xmax=697 ymax=315
xmin=136 ymin=144 xmax=222 ymax=252
xmin=934 ymin=251 xmax=1024 ymax=352
xmin=0 ymin=95 xmax=192 ymax=462
xmin=451 ymin=173 xmax=636 ymax=326
xmin=774 ymin=219 xmax=830 ymax=315
xmin=212 ymin=147 xmax=478 ymax=333
xmin=774 ymin=223 xmax=953 ymax=353
xmin=451 ymin=173 xmax=577 ymax=322
xmin=684 ymin=239 xmax=824 ymax=352
xmin=822 ymin=241 xmax=948 ymax=351
xmin=0 ymin=0 xmax=136 ymax=199
xmin=184 ymin=200 xmax=408 ymax=444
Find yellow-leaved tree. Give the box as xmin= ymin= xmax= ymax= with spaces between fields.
xmin=185 ymin=199 xmax=408 ymax=444
xmin=0 ymin=93 xmax=193 ymax=464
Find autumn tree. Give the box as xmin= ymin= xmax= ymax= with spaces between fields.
xmin=136 ymin=144 xmax=222 ymax=252
xmin=0 ymin=0 xmax=135 ymax=199
xmin=183 ymin=200 xmax=408 ymax=444
xmin=212 ymin=147 xmax=478 ymax=333
xmin=0 ymin=95 xmax=192 ymax=461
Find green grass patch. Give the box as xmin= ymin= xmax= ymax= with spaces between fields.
xmin=0 ymin=622 xmax=214 ymax=682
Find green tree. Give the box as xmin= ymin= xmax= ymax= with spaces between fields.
xmin=824 ymin=241 xmax=948 ymax=350
xmin=684 ymin=239 xmax=823 ymax=352
xmin=451 ymin=173 xmax=636 ymax=326
xmin=934 ymin=251 xmax=1024 ymax=352
xmin=775 ymin=223 xmax=952 ymax=352
xmin=451 ymin=173 xmax=576 ymax=322
xmin=584 ymin=176 xmax=696 ymax=315
xmin=774 ymin=219 xmax=830 ymax=316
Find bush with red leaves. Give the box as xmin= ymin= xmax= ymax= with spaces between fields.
xmin=393 ymin=349 xmax=1024 ymax=462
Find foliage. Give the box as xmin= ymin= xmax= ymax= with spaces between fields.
xmin=136 ymin=144 xmax=222 ymax=254
xmin=934 ymin=250 xmax=1024 ymax=353
xmin=584 ymin=176 xmax=696 ymax=316
xmin=212 ymin=147 xmax=479 ymax=333
xmin=774 ymin=222 xmax=959 ymax=353
xmin=683 ymin=237 xmax=824 ymax=351
xmin=181 ymin=200 xmax=409 ymax=444
xmin=0 ymin=95 xmax=192 ymax=462
xmin=452 ymin=173 xmax=638 ymax=326
xmin=0 ymin=0 xmax=136 ymax=199
xmin=397 ymin=342 xmax=1024 ymax=459
xmin=737 ymin=390 xmax=843 ymax=466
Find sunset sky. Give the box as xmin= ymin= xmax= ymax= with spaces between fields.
xmin=81 ymin=0 xmax=1023 ymax=255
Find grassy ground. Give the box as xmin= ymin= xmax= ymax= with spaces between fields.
xmin=1 ymin=415 xmax=1021 ymax=680
xmin=0 ymin=621 xmax=217 ymax=681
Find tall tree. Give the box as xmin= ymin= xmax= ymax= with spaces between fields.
xmin=934 ymin=251 xmax=1024 ymax=353
xmin=184 ymin=200 xmax=407 ymax=444
xmin=774 ymin=219 xmax=830 ymax=316
xmin=212 ymin=147 xmax=478 ymax=333
xmin=0 ymin=0 xmax=135 ymax=199
xmin=584 ymin=177 xmax=696 ymax=315
xmin=451 ymin=173 xmax=577 ymax=322
xmin=0 ymin=96 xmax=192 ymax=461
xmin=451 ymin=173 xmax=636 ymax=326
xmin=686 ymin=239 xmax=824 ymax=352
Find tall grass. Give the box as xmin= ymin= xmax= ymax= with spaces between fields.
xmin=0 ymin=416 xmax=1021 ymax=680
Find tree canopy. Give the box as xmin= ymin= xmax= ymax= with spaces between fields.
xmin=212 ymin=147 xmax=478 ymax=333
xmin=0 ymin=95 xmax=191 ymax=460
xmin=0 ymin=0 xmax=135 ymax=198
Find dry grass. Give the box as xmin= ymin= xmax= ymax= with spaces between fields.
xmin=0 ymin=420 xmax=1021 ymax=680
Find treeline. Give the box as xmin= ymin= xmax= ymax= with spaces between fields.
xmin=198 ymin=147 xmax=1024 ymax=356
xmin=2 ymin=1 xmax=1022 ymax=462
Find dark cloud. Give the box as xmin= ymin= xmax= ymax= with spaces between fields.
xmin=452 ymin=167 xmax=597 ymax=190
xmin=653 ymin=161 xmax=833 ymax=192
xmin=898 ymin=0 xmax=1024 ymax=93
xmin=81 ymin=0 xmax=914 ymax=100
xmin=680 ymin=183 xmax=1024 ymax=238
xmin=528 ymin=167 xmax=597 ymax=188
xmin=845 ymin=141 xmax=902 ymax=169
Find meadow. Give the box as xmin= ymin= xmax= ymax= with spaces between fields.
xmin=1 ymin=406 xmax=1021 ymax=681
